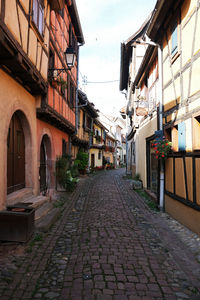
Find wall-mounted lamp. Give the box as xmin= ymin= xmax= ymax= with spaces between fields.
xmin=48 ymin=46 xmax=76 ymax=77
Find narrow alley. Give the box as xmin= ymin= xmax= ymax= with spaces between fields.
xmin=0 ymin=168 xmax=200 ymax=300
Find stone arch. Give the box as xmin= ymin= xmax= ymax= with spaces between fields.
xmin=39 ymin=133 xmax=53 ymax=194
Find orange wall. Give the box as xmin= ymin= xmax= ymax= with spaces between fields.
xmin=37 ymin=119 xmax=69 ymax=161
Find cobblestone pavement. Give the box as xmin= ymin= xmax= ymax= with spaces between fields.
xmin=0 ymin=168 xmax=200 ymax=300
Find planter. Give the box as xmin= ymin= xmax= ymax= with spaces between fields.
xmin=0 ymin=205 xmax=35 ymax=242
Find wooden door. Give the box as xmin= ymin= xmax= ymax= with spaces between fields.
xmin=39 ymin=139 xmax=47 ymax=192
xmin=7 ymin=113 xmax=25 ymax=194
xmin=91 ymin=153 xmax=95 ymax=168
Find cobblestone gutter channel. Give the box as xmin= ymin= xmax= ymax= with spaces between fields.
xmin=0 ymin=169 xmax=200 ymax=300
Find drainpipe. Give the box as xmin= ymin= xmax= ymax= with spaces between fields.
xmin=158 ymin=44 xmax=164 ymax=211
xmin=135 ymin=39 xmax=164 ymax=211
xmin=75 ymin=45 xmax=80 ymax=132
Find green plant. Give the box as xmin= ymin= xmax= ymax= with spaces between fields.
xmin=135 ymin=189 xmax=158 ymax=211
xmin=26 ymin=233 xmax=44 ymax=253
xmin=134 ymin=173 xmax=141 ymax=181
xmin=152 ymin=137 xmax=172 ymax=160
xmin=75 ymin=151 xmax=88 ymax=171
xmin=56 ymin=155 xmax=78 ymax=191
xmin=57 ymin=77 xmax=67 ymax=94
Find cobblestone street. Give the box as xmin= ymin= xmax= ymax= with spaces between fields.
xmin=0 ymin=168 xmax=200 ymax=300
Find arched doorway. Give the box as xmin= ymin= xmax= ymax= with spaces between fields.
xmin=7 ymin=112 xmax=25 ymax=194
xmin=39 ymin=134 xmax=52 ymax=194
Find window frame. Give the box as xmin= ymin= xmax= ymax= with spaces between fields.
xmin=170 ymin=15 xmax=180 ymax=62
xmin=32 ymin=0 xmax=44 ymax=37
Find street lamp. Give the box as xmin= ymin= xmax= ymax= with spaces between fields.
xmin=48 ymin=46 xmax=76 ymax=77
xmin=64 ymin=46 xmax=76 ymax=69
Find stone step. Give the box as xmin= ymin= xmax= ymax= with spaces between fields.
xmin=6 ymin=188 xmax=33 ymax=206
xmin=34 ymin=201 xmax=53 ymax=221
xmin=35 ymin=207 xmax=60 ymax=232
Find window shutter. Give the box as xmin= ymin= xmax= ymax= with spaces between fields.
xmin=178 ymin=122 xmax=186 ymax=151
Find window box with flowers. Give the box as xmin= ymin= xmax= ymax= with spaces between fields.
xmin=152 ymin=137 xmax=172 ymax=160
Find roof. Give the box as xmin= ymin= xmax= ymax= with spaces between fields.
xmin=119 ymin=13 xmax=152 ymax=91
xmin=78 ymin=90 xmax=98 ymax=118
xmin=146 ymin=0 xmax=183 ymax=42
xmin=68 ymin=0 xmax=85 ymax=44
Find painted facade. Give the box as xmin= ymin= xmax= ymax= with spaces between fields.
xmin=146 ymin=0 xmax=200 ymax=235
xmin=120 ymin=0 xmax=200 ymax=235
xmin=36 ymin=1 xmax=84 ymax=194
xmin=89 ymin=120 xmax=107 ymax=169
xmin=104 ymin=134 xmax=115 ymax=165
xmin=0 ymin=0 xmax=84 ymax=210
xmin=0 ymin=0 xmax=51 ymax=209
xmin=72 ymin=89 xmax=98 ymax=159
xmin=120 ymin=16 xmax=151 ymax=176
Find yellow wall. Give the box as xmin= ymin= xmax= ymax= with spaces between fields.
xmin=104 ymin=152 xmax=114 ymax=164
xmin=77 ymin=109 xmax=90 ymax=141
xmin=135 ymin=116 xmax=157 ymax=187
xmin=89 ymin=148 xmax=103 ymax=167
xmin=165 ymin=195 xmax=200 ymax=236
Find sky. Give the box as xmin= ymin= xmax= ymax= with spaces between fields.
xmin=75 ymin=0 xmax=157 ymax=116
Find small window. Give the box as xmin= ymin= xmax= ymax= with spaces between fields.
xmin=171 ymin=19 xmax=178 ymax=57
xmin=32 ymin=0 xmax=44 ymax=36
xmin=62 ymin=139 xmax=67 ymax=156
xmin=98 ymin=151 xmax=101 ymax=160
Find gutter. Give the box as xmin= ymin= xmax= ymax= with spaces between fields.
xmin=69 ymin=0 xmax=85 ymax=45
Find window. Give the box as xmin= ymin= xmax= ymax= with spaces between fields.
xmin=171 ymin=19 xmax=178 ymax=57
xmin=86 ymin=116 xmax=92 ymax=130
xmin=98 ymin=151 xmax=101 ymax=160
xmin=78 ymin=108 xmax=80 ymax=128
xmin=32 ymin=0 xmax=44 ymax=36
xmin=62 ymin=139 xmax=67 ymax=156
xmin=69 ymin=23 xmax=78 ymax=54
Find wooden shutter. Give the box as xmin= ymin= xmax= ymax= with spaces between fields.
xmin=178 ymin=122 xmax=186 ymax=151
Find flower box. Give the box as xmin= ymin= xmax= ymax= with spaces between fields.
xmin=0 ymin=205 xmax=35 ymax=242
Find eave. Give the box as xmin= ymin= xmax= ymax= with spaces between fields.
xmin=147 ymin=0 xmax=184 ymax=42
xmin=78 ymin=90 xmax=99 ymax=118
xmin=119 ymin=14 xmax=152 ymax=91
xmin=49 ymin=0 xmax=65 ymax=11
xmin=37 ymin=105 xmax=75 ymax=134
xmin=71 ymin=135 xmax=89 ymax=147
xmin=90 ymin=144 xmax=104 ymax=150
xmin=68 ymin=0 xmax=85 ymax=44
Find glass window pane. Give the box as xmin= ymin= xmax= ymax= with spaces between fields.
xmin=39 ymin=5 xmax=44 ymax=34
xmin=32 ymin=0 xmax=38 ymax=25
xmin=171 ymin=21 xmax=178 ymax=55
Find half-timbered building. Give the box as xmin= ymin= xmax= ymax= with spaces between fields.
xmin=0 ymin=0 xmax=51 ymax=210
xmin=0 ymin=0 xmax=84 ymax=211
xmin=146 ymin=0 xmax=200 ymax=235
xmin=36 ymin=0 xmax=84 ymax=194
xmin=71 ymin=89 xmax=98 ymax=159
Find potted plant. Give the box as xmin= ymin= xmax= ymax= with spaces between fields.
xmin=152 ymin=137 xmax=172 ymax=159
xmin=74 ymin=151 xmax=89 ymax=175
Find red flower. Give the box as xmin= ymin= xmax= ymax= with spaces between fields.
xmin=156 ymin=156 xmax=158 ymax=159
xmin=162 ymin=155 xmax=165 ymax=157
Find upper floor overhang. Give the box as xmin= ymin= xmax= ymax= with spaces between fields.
xmin=147 ymin=0 xmax=183 ymax=42
xmin=78 ymin=90 xmax=99 ymax=118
